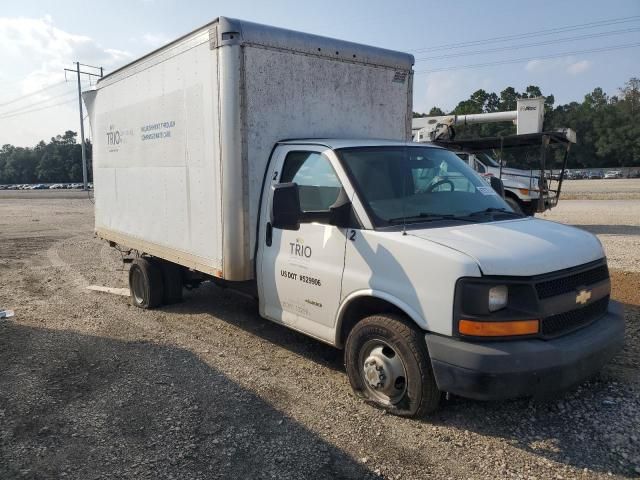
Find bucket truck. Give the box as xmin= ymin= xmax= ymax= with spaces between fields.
xmin=412 ymin=98 xmax=575 ymax=214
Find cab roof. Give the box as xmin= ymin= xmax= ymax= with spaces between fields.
xmin=276 ymin=139 xmax=442 ymax=150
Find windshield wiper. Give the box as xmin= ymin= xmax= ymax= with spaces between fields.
xmin=387 ymin=213 xmax=477 ymax=224
xmin=388 ymin=213 xmax=455 ymax=224
xmin=465 ymin=207 xmax=524 ymax=218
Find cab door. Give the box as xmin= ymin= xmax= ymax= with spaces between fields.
xmin=257 ymin=146 xmax=348 ymax=343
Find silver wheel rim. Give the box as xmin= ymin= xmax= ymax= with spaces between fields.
xmin=359 ymin=339 xmax=408 ymax=405
xmin=131 ymin=267 xmax=146 ymax=304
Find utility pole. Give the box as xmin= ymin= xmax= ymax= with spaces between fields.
xmin=64 ymin=63 xmax=103 ymax=191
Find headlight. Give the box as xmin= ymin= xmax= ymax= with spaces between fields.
xmin=455 ymin=278 xmax=539 ymax=338
xmin=488 ymin=285 xmax=508 ymax=312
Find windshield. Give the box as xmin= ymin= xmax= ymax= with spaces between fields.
xmin=475 ymin=152 xmax=500 ymax=167
xmin=337 ymin=146 xmax=514 ymax=227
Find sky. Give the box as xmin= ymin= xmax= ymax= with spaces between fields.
xmin=0 ymin=0 xmax=639 ymax=147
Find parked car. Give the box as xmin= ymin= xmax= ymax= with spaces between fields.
xmin=588 ymin=170 xmax=604 ymax=179
xmin=550 ymin=171 xmax=570 ymax=181
xmin=604 ymin=170 xmax=622 ymax=179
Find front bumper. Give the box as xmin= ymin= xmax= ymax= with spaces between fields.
xmin=425 ymin=301 xmax=624 ymax=401
xmin=519 ymin=192 xmax=558 ymax=211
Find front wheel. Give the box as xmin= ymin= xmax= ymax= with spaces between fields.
xmin=345 ymin=314 xmax=440 ymax=417
xmin=504 ymin=196 xmax=525 ymax=215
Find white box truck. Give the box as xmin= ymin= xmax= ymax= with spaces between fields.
xmin=85 ymin=17 xmax=623 ymax=417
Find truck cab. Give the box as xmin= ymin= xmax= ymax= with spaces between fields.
xmin=252 ymin=139 xmax=624 ymax=416
xmin=455 ymin=151 xmax=551 ymax=215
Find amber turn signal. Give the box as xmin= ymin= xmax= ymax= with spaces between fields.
xmin=459 ymin=319 xmax=539 ymax=337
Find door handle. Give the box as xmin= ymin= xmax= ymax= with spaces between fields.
xmin=265 ymin=222 xmax=273 ymax=247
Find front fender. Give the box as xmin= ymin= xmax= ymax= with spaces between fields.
xmin=334 ymin=289 xmax=427 ymax=347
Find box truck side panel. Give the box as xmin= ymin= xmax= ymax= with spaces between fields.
xmin=90 ymin=32 xmax=224 ymax=275
xmin=243 ymin=45 xmax=413 ymax=263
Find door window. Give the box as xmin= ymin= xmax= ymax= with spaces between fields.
xmin=280 ymin=151 xmax=342 ymax=214
xmin=474 ymin=160 xmax=486 ymax=173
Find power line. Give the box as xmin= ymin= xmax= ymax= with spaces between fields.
xmin=415 ymin=27 xmax=640 ymax=61
xmin=0 ymin=89 xmax=78 ymax=117
xmin=414 ymin=42 xmax=640 ymax=74
xmin=412 ymin=15 xmax=640 ymax=53
xmin=0 ymin=98 xmax=77 ymax=120
xmin=0 ymin=80 xmax=67 ymax=108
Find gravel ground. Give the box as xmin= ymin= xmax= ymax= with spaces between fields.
xmin=541 ymin=200 xmax=640 ymax=273
xmin=1 ymin=191 xmax=639 ymax=479
xmin=559 ymin=179 xmax=640 ymax=200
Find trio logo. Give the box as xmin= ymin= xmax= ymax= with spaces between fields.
xmin=105 ymin=125 xmax=121 ymax=146
xmin=289 ymin=238 xmax=312 ymax=258
xmin=105 ymin=124 xmax=134 ymax=151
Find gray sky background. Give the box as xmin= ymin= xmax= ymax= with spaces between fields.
xmin=1 ymin=0 xmax=639 ymax=146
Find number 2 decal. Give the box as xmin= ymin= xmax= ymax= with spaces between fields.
xmin=349 ymin=230 xmax=356 ymax=241
xmin=272 ymin=171 xmax=279 ymax=181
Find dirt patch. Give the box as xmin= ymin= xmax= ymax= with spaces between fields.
xmin=611 ymin=270 xmax=640 ymax=307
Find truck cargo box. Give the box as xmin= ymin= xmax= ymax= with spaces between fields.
xmin=84 ymin=17 xmax=414 ymax=280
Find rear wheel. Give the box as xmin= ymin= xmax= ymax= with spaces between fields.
xmin=159 ymin=261 xmax=184 ymax=304
xmin=129 ymin=258 xmax=164 ymax=309
xmin=345 ymin=314 xmax=440 ymax=417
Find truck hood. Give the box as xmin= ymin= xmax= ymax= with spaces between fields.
xmin=409 ymin=218 xmax=604 ymax=276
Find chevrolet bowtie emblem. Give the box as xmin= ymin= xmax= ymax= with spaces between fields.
xmin=576 ymin=289 xmax=592 ymax=305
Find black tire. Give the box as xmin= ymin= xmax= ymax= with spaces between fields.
xmin=345 ymin=314 xmax=440 ymax=417
xmin=504 ymin=196 xmax=524 ymax=215
xmin=129 ymin=257 xmax=164 ymax=309
xmin=521 ymin=203 xmax=537 ymax=216
xmin=159 ymin=261 xmax=184 ymax=304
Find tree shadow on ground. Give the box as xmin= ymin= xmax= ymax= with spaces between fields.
xmin=0 ymin=322 xmax=375 ymax=480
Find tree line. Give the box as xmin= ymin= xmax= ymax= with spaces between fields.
xmin=415 ymin=77 xmax=640 ymax=169
xmin=0 ymin=131 xmax=92 ymax=185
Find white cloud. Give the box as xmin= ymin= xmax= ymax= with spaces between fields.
xmin=0 ymin=16 xmax=133 ymax=145
xmin=525 ymin=57 xmax=592 ymax=76
xmin=566 ymin=60 xmax=591 ymax=75
xmin=0 ymin=16 xmax=132 ymax=93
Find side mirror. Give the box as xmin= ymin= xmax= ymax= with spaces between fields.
xmin=489 ymin=176 xmax=505 ymax=198
xmin=271 ymin=183 xmax=301 ymax=230
xmin=329 ymin=188 xmax=354 ymax=228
